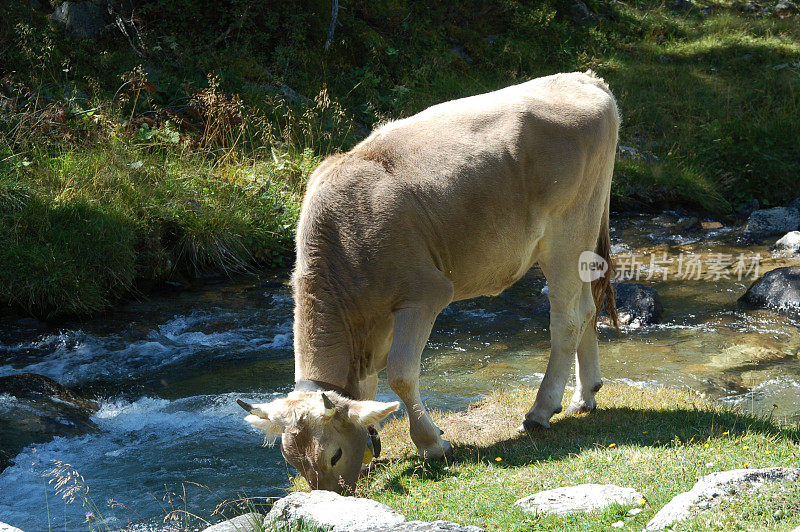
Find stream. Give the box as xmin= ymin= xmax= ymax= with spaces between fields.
xmin=0 ymin=212 xmax=798 ymax=530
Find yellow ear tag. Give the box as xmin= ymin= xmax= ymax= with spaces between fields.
xmin=363 ymin=435 xmax=375 ymax=464
xmin=363 ymin=445 xmax=374 ymax=464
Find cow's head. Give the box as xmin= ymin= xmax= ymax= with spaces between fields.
xmin=237 ymin=391 xmax=398 ymax=493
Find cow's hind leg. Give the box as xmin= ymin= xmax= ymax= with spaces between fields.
xmin=387 ymin=271 xmax=454 ymax=460
xmin=565 ymin=322 xmax=602 ymax=415
xmin=521 ymin=247 xmax=596 ymax=431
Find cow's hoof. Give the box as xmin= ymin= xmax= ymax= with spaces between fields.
xmin=517 ymin=418 xmax=550 ymax=434
xmin=565 ymin=400 xmax=597 ymax=416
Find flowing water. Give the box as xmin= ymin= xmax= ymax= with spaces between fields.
xmin=1 ymin=213 xmax=798 ymax=530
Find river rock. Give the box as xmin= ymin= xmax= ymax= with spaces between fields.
xmin=775 ymin=231 xmax=800 ymax=253
xmin=738 ymin=266 xmax=800 ymax=315
xmin=674 ymin=216 xmax=701 ymax=232
xmin=546 ymin=282 xmax=663 ymax=326
xmin=514 ymin=484 xmax=645 ymax=515
xmin=608 ymin=283 xmax=664 ymax=326
xmin=743 ymin=207 xmax=800 ymax=238
xmin=701 ymin=220 xmax=724 ymax=230
xmin=0 ymin=374 xmax=99 ymax=472
xmin=201 ymin=513 xmax=265 ymax=532
xmin=265 ymin=490 xmax=406 ymax=531
xmin=51 ymin=2 xmax=107 ymax=40
xmin=645 ymin=468 xmax=800 ymax=530
xmin=0 ymin=523 xmax=24 ymax=532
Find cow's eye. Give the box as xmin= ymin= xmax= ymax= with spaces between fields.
xmin=331 ymin=448 xmax=343 ymax=467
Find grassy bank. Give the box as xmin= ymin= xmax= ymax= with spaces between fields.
xmin=2 ymin=1 xmax=799 ymax=317
xmin=292 ymin=384 xmax=800 ymax=531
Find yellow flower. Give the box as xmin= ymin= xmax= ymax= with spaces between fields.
xmin=642 ymin=431 xmax=648 ymax=435
xmin=638 ymin=498 xmax=647 ymax=506
xmin=495 ymin=457 xmax=502 ymax=462
xmin=704 ymin=443 xmax=710 ymax=448
xmin=744 ymin=446 xmax=749 ymax=450
xmin=421 ymin=499 xmax=429 ymax=504
xmin=744 ymin=463 xmax=749 ymax=468
xmin=722 ymin=431 xmax=729 ymax=435
xmin=766 ymin=450 xmax=772 ymax=454
xmin=608 ymin=443 xmax=617 ymax=448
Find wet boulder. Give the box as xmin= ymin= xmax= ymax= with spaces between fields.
xmin=739 ymin=266 xmax=800 ymax=316
xmin=542 ymin=282 xmax=664 ymax=326
xmin=774 ymin=231 xmax=800 ymax=253
xmin=604 ymin=283 xmax=664 ymax=326
xmin=743 ymin=207 xmax=800 ymax=238
xmin=0 ymin=373 xmax=98 ymax=472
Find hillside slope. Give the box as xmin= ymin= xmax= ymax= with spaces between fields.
xmin=1 ymin=0 xmax=798 ymax=316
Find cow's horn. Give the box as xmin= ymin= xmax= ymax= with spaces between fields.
xmin=321 ymin=393 xmax=336 ymax=414
xmin=237 ymin=399 xmax=259 ymax=415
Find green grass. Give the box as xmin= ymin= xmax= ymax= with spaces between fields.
xmin=2 ymin=0 xmax=799 ymax=316
xmin=290 ymin=384 xmax=800 ymax=531
xmin=0 ymin=143 xmax=317 ymax=316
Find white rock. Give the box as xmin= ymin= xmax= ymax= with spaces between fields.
xmin=645 ymin=467 xmax=800 ymax=530
xmin=265 ymin=490 xmax=406 ymax=531
xmin=775 ymin=231 xmax=800 ymax=253
xmin=514 ymin=484 xmax=645 ymax=515
xmin=611 ymin=521 xmax=624 ymax=528
xmin=628 ymin=507 xmax=643 ymax=516
xmin=0 ymin=523 xmax=24 ymax=532
xmin=201 ymin=513 xmax=264 ymax=532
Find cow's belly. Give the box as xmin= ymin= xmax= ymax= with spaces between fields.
xmin=448 ymin=226 xmax=544 ymax=301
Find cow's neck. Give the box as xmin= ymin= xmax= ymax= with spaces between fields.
xmin=292 ymin=272 xmax=360 ymax=399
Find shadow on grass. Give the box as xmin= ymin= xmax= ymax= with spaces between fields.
xmin=379 ymin=405 xmax=800 ymax=493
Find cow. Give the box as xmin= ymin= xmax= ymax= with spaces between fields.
xmin=238 ymin=70 xmax=620 ymax=493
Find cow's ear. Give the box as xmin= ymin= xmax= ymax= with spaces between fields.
xmin=237 ymin=399 xmax=286 ymax=441
xmin=348 ymin=400 xmax=400 ymax=426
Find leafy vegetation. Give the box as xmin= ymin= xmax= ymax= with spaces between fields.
xmin=1 ymin=0 xmax=799 ymax=316
xmin=291 ymin=384 xmax=800 ymax=531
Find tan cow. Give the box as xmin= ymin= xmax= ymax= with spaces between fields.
xmin=238 ymin=70 xmax=620 ymax=493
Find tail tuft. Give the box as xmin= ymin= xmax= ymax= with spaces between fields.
xmin=592 ymin=209 xmax=620 ymax=332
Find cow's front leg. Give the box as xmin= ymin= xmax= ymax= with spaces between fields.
xmin=522 ymin=277 xmax=595 ymax=431
xmin=387 ymin=306 xmax=452 ymax=460
xmin=359 ymin=373 xmax=379 ymax=401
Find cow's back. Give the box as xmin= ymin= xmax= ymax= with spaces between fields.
xmin=297 ymin=71 xmax=619 ymax=307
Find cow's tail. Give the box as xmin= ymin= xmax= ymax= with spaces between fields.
xmin=592 ymin=197 xmax=620 ymax=332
